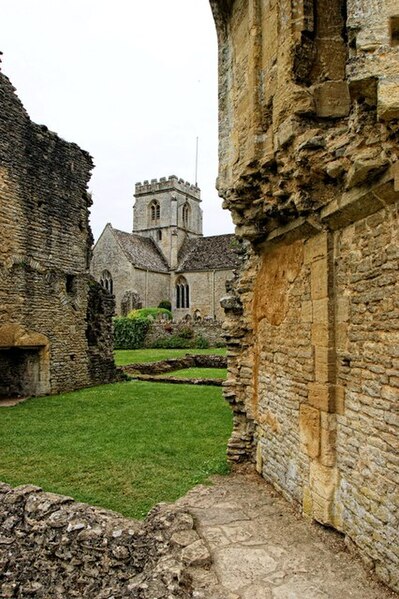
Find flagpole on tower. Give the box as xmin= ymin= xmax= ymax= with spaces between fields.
xmin=195 ymin=136 xmax=199 ymax=186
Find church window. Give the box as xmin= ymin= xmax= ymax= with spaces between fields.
xmin=157 ymin=229 xmax=162 ymax=241
xmin=176 ymin=276 xmax=189 ymax=309
xmin=182 ymin=202 xmax=190 ymax=228
xmin=100 ymin=270 xmax=113 ymax=294
xmin=150 ymin=200 xmax=160 ymax=223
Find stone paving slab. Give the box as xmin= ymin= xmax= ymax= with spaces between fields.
xmin=176 ymin=471 xmax=398 ymax=599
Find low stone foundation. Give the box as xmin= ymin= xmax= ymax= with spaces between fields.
xmin=0 ymin=482 xmax=211 ymax=599
xmin=123 ymin=354 xmax=227 ymax=375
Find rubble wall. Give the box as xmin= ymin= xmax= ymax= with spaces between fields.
xmin=211 ymin=0 xmax=399 ymax=590
xmin=0 ymin=482 xmax=198 ymax=599
xmin=0 ymin=64 xmax=118 ymax=394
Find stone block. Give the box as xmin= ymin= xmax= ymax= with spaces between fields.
xmin=336 ymin=297 xmax=350 ymax=323
xmin=312 ymin=299 xmax=330 ymax=324
xmin=275 ymin=116 xmax=300 ymax=149
xmin=314 ymin=346 xmax=336 ymax=384
xmin=307 ymin=383 xmax=335 ymax=412
xmin=304 ymin=233 xmax=329 ymax=264
xmin=311 ymin=322 xmax=329 ymax=346
xmin=335 ymin=385 xmax=345 ymax=416
xmin=313 ymin=81 xmax=350 ymax=118
xmin=301 ymin=300 xmax=313 ymax=323
xmin=299 ymin=404 xmax=320 ymax=458
xmin=320 ymin=412 xmax=337 ymax=467
xmin=311 ymin=259 xmax=329 ymax=300
xmin=378 ymin=78 xmax=399 ymax=122
xmin=346 ymin=154 xmax=390 ymax=189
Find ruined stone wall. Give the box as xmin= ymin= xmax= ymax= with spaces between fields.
xmin=0 ymin=482 xmax=200 ymax=598
xmin=211 ymin=0 xmax=399 ymax=591
xmin=0 ymin=64 xmax=118 ymax=395
xmin=144 ymin=320 xmax=225 ymax=348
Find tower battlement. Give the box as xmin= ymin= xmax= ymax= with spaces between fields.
xmin=135 ymin=175 xmax=201 ymax=200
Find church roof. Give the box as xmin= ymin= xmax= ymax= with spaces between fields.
xmin=177 ymin=234 xmax=241 ymax=272
xmin=112 ymin=228 xmax=169 ymax=273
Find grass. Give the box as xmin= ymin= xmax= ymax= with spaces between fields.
xmin=162 ymin=367 xmax=227 ymax=380
xmin=0 ymin=380 xmax=232 ymax=519
xmin=115 ymin=347 xmax=226 ymax=366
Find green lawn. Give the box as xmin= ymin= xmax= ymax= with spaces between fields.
xmin=115 ymin=347 xmax=226 ymax=366
xmin=162 ymin=367 xmax=227 ymax=380
xmin=0 ymin=381 xmax=231 ymax=519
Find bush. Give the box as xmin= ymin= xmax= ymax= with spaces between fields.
xmin=113 ymin=317 xmax=150 ymax=349
xmin=151 ymin=334 xmax=209 ymax=350
xmin=128 ymin=307 xmax=172 ymax=321
xmin=195 ymin=335 xmax=209 ymax=349
xmin=178 ymin=325 xmax=194 ymax=339
xmin=158 ymin=300 xmax=172 ymax=311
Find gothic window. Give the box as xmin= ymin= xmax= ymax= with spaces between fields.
xmin=149 ymin=200 xmax=160 ymax=224
xmin=176 ymin=276 xmax=189 ymax=309
xmin=182 ymin=202 xmax=190 ymax=228
xmin=100 ymin=270 xmax=113 ymax=294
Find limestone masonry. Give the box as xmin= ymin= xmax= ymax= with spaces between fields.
xmin=0 ymin=59 xmax=118 ymax=398
xmin=211 ymin=0 xmax=399 ymax=592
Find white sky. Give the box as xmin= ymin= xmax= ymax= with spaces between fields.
xmin=0 ymin=0 xmax=233 ymax=240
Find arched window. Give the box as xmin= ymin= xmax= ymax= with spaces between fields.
xmin=149 ymin=200 xmax=160 ymax=224
xmin=175 ymin=276 xmax=189 ymax=309
xmin=182 ymin=202 xmax=190 ymax=228
xmin=100 ymin=270 xmax=113 ymax=294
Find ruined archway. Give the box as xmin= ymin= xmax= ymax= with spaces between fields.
xmin=0 ymin=324 xmax=50 ymax=398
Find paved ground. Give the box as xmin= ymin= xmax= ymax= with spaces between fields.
xmin=176 ymin=470 xmax=397 ymax=599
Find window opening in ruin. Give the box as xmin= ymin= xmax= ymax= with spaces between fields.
xmin=149 ymin=200 xmax=160 ymax=223
xmin=182 ymin=202 xmax=190 ymax=228
xmin=176 ymin=276 xmax=189 ymax=309
xmin=66 ymin=274 xmax=76 ymax=295
xmin=391 ymin=16 xmax=399 ymax=46
xmin=100 ymin=270 xmax=113 ymax=294
xmin=157 ymin=229 xmax=162 ymax=241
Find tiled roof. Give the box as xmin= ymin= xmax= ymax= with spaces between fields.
xmin=112 ymin=228 xmax=169 ymax=273
xmin=177 ymin=234 xmax=241 ymax=272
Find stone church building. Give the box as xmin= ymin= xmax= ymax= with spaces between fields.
xmin=91 ymin=176 xmax=240 ymax=319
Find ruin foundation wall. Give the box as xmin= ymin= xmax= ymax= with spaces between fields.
xmin=0 ymin=65 xmax=118 ymax=396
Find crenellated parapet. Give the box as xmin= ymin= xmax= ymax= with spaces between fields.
xmin=135 ymin=175 xmax=201 ymax=200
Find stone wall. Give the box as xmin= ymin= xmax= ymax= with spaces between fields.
xmin=211 ymin=0 xmax=399 ymax=591
xmin=144 ymin=320 xmax=225 ymax=348
xmin=0 ymin=61 xmax=118 ymax=396
xmin=0 ymin=482 xmax=206 ymax=598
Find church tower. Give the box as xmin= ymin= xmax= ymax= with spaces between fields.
xmin=133 ymin=175 xmax=203 ymax=269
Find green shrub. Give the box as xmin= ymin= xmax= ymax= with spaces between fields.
xmin=151 ymin=334 xmax=209 ymax=350
xmin=178 ymin=325 xmax=194 ymax=339
xmin=158 ymin=300 xmax=172 ymax=311
xmin=128 ymin=307 xmax=172 ymax=321
xmin=195 ymin=335 xmax=209 ymax=349
xmin=113 ymin=317 xmax=150 ymax=349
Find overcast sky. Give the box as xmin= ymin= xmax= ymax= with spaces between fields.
xmin=1 ymin=0 xmax=233 ymax=240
